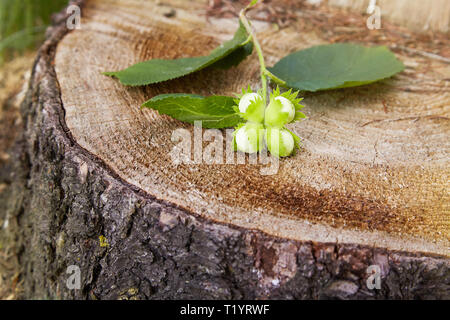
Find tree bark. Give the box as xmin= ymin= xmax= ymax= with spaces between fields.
xmin=1 ymin=0 xmax=449 ymax=299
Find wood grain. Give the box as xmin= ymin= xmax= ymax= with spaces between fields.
xmin=329 ymin=0 xmax=450 ymax=33
xmin=54 ymin=0 xmax=449 ymax=256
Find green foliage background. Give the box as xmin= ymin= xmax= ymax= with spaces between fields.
xmin=0 ymin=0 xmax=68 ymax=64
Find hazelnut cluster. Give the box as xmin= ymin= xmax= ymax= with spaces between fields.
xmin=233 ymin=87 xmax=305 ymax=157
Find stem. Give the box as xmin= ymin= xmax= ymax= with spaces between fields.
xmin=239 ymin=4 xmax=267 ymax=104
xmin=264 ymin=69 xmax=287 ymax=87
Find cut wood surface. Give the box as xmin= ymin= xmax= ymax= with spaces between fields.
xmin=329 ymin=0 xmax=450 ymax=33
xmin=55 ymin=0 xmax=449 ymax=255
xmin=3 ymin=0 xmax=449 ymax=299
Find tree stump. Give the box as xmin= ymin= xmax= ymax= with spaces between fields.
xmin=2 ymin=0 xmax=449 ymax=299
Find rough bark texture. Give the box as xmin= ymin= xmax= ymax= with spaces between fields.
xmin=0 ymin=49 xmax=36 ymax=301
xmin=0 ymin=0 xmax=449 ymax=299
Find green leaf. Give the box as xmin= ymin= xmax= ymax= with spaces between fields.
xmin=142 ymin=94 xmax=243 ymax=129
xmin=104 ymin=23 xmax=252 ymax=86
xmin=267 ymin=43 xmax=405 ymax=92
xmin=212 ymin=41 xmax=253 ymax=69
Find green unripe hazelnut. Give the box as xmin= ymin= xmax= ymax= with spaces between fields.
xmin=264 ymin=96 xmax=295 ymax=127
xmin=238 ymin=93 xmax=265 ymax=123
xmin=265 ymin=127 xmax=295 ymax=157
xmin=235 ymin=123 xmax=265 ymax=154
